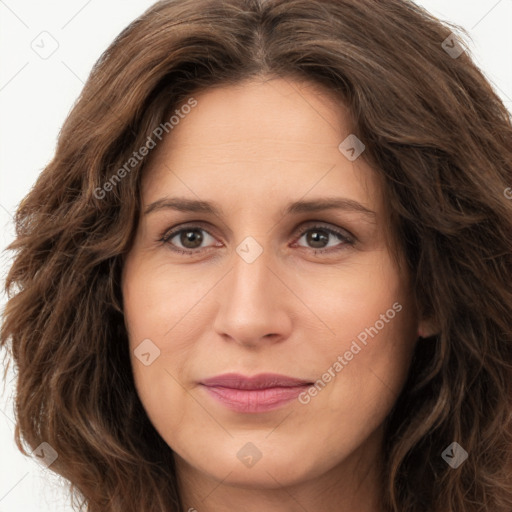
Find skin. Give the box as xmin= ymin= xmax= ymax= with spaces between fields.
xmin=121 ymin=76 xmax=436 ymax=512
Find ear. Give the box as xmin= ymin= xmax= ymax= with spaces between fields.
xmin=417 ymin=318 xmax=439 ymax=339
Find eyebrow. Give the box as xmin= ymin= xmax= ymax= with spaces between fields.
xmin=144 ymin=196 xmax=376 ymax=221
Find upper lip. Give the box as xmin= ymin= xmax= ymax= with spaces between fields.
xmin=200 ymin=373 xmax=313 ymax=390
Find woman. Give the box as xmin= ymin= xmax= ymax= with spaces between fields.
xmin=2 ymin=0 xmax=512 ymax=511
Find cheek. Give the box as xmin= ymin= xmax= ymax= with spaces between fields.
xmin=301 ymin=255 xmax=417 ymax=409
xmin=323 ymin=307 xmax=416 ymax=404
xmin=122 ymin=253 xmax=205 ymax=352
xmin=121 ymin=253 xmax=214 ymax=438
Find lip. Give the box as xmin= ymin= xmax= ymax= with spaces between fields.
xmin=201 ymin=372 xmax=312 ymax=389
xmin=199 ymin=373 xmax=313 ymax=413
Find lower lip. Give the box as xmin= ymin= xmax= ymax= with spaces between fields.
xmin=200 ymin=384 xmax=311 ymax=413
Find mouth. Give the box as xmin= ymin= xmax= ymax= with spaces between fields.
xmin=199 ymin=373 xmax=314 ymax=413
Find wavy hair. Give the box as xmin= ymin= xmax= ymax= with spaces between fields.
xmin=2 ymin=0 xmax=512 ymax=510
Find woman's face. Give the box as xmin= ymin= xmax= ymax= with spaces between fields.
xmin=122 ymin=77 xmax=426 ymax=501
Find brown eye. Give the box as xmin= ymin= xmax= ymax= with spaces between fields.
xmin=161 ymin=226 xmax=219 ymax=255
xmin=294 ymin=225 xmax=354 ymax=253
xmin=175 ymin=228 xmax=204 ymax=249
xmin=159 ymin=222 xmax=354 ymax=256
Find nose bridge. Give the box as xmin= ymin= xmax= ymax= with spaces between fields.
xmin=229 ymin=236 xmax=275 ymax=312
xmin=213 ymin=234 xmax=292 ymax=343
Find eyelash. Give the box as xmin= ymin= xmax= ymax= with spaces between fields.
xmin=158 ymin=222 xmax=355 ymax=257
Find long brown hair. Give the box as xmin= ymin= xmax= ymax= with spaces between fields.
xmin=2 ymin=1 xmax=512 ymax=510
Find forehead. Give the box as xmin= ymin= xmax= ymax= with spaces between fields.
xmin=141 ymin=77 xmax=381 ymax=208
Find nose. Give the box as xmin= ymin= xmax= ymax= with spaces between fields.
xmin=212 ymin=243 xmax=293 ymax=348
